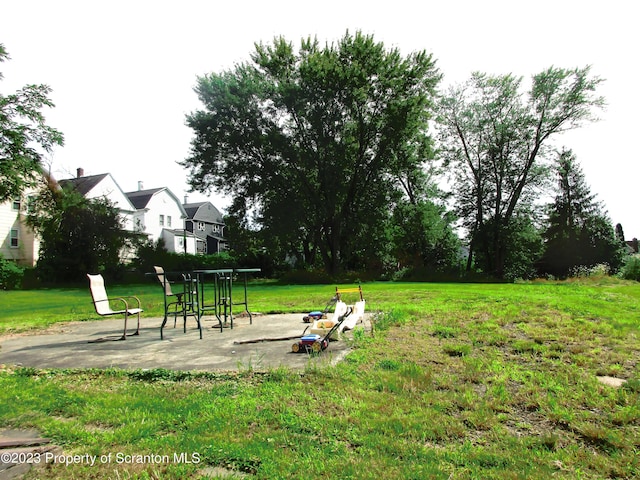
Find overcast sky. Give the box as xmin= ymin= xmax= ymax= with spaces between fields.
xmin=3 ymin=0 xmax=638 ymax=236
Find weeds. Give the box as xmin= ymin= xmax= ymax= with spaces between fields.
xmin=443 ymin=343 xmax=471 ymax=357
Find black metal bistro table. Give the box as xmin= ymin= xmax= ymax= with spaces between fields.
xmin=193 ymin=269 xmax=233 ymax=331
xmin=193 ymin=268 xmax=261 ymax=330
xmin=233 ymin=268 xmax=261 ymax=324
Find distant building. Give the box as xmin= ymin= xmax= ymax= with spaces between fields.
xmin=183 ymin=201 xmax=227 ymax=254
xmin=1 ymin=167 xmax=226 ymax=262
xmin=625 ymin=239 xmax=639 ymax=255
xmin=59 ymin=168 xmax=136 ymax=232
xmin=0 ymin=183 xmax=42 ymax=266
xmin=125 ymin=186 xmax=197 ymax=254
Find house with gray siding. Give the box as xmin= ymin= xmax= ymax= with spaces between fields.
xmin=183 ymin=201 xmax=227 ymax=254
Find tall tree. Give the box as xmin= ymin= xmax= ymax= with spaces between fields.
xmin=540 ymin=149 xmax=623 ymax=277
xmin=615 ymin=223 xmax=626 ymax=246
xmin=438 ymin=67 xmax=604 ymax=278
xmin=0 ymin=44 xmax=64 ymax=202
xmin=182 ymin=31 xmax=441 ymax=274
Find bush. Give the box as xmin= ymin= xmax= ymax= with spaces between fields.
xmin=570 ymin=263 xmax=611 ymax=279
xmin=619 ymin=255 xmax=640 ymax=282
xmin=20 ymin=267 xmax=41 ymax=289
xmin=390 ymin=266 xmax=497 ymax=283
xmin=277 ymin=269 xmax=334 ymax=285
xmin=0 ymin=256 xmax=25 ymax=290
xmin=135 ymin=241 xmax=238 ymax=275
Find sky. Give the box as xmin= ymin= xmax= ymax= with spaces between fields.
xmin=3 ymin=0 xmax=638 ymax=237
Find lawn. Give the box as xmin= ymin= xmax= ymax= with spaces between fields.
xmin=0 ymin=279 xmax=639 ymax=479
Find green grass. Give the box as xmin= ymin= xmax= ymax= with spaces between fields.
xmin=1 ymin=278 xmax=639 ymax=479
xmin=0 ymin=280 xmax=369 ymax=333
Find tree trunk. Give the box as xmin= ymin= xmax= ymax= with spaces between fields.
xmin=494 ymin=244 xmax=506 ymax=279
xmin=466 ymin=243 xmax=474 ymax=271
xmin=318 ymin=220 xmax=342 ymax=276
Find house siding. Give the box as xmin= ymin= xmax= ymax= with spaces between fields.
xmin=0 ymin=190 xmax=41 ymax=266
xmin=183 ymin=202 xmax=227 ymax=254
xmin=77 ymin=175 xmax=135 ymax=232
xmin=130 ymin=190 xmax=186 ymax=249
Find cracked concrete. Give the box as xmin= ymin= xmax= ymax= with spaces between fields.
xmin=0 ymin=312 xmax=365 ymax=372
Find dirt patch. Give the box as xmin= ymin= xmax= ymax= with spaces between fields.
xmin=596 ymin=376 xmax=627 ymax=388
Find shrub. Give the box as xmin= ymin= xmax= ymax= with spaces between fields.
xmin=277 ymin=269 xmax=333 ymax=285
xmin=0 ymin=256 xmax=25 ymax=290
xmin=570 ymin=263 xmax=611 ymax=278
xmin=135 ymin=241 xmax=238 ymax=275
xmin=619 ymin=255 xmax=640 ymax=282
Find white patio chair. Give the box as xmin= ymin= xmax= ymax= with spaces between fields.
xmin=87 ymin=273 xmax=143 ymax=342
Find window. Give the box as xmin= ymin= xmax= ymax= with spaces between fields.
xmin=197 ymin=222 xmax=206 ymax=231
xmin=10 ymin=229 xmax=19 ymax=248
xmin=212 ymin=224 xmax=221 ymax=233
xmin=159 ymin=214 xmax=164 ymax=226
xmin=167 ymin=216 xmax=172 ymax=227
xmin=12 ymin=197 xmax=21 ymax=211
xmin=26 ymin=196 xmax=35 ymax=213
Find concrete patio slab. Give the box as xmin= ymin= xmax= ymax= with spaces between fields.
xmin=0 ymin=313 xmax=364 ymax=372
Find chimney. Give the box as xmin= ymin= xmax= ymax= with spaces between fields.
xmin=184 ymin=195 xmax=188 ymax=204
xmin=77 ymin=167 xmax=84 ymax=178
xmin=138 ymin=181 xmax=143 ymax=191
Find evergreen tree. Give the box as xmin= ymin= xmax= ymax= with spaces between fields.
xmin=540 ymin=149 xmax=623 ymax=277
xmin=615 ymin=223 xmax=626 ymax=246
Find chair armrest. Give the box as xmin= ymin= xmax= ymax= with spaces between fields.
xmin=98 ymin=296 xmax=140 ymax=312
xmin=117 ymin=295 xmax=142 ymax=310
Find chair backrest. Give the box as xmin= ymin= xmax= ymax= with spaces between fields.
xmin=87 ymin=273 xmax=111 ymax=315
xmin=153 ymin=266 xmax=174 ymax=296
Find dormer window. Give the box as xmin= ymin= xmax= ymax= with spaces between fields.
xmin=197 ymin=222 xmax=206 ymax=231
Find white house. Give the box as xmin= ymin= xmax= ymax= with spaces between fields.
xmin=58 ymin=168 xmax=136 ymax=232
xmin=1 ymin=168 xmax=221 ymax=264
xmin=0 ymin=186 xmax=41 ymax=266
xmin=126 ymin=186 xmax=198 ymax=254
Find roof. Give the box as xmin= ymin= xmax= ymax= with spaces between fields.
xmin=59 ymin=174 xmax=109 ymax=195
xmin=58 ymin=173 xmax=136 ymax=212
xmin=183 ymin=201 xmax=224 ymax=224
xmin=126 ymin=188 xmax=165 ymax=209
xmin=162 ymin=229 xmax=197 ymax=238
xmin=126 ymin=187 xmax=188 ymax=218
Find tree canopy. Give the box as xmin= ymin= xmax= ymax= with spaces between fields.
xmin=438 ymin=67 xmax=605 ymax=278
xmin=182 ymin=31 xmax=442 ymax=274
xmin=0 ymin=44 xmax=63 ymax=203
